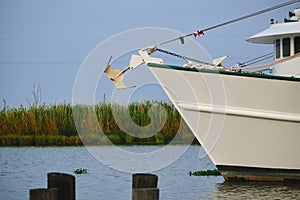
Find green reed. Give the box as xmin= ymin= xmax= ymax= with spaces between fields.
xmin=0 ymin=101 xmax=196 ymax=146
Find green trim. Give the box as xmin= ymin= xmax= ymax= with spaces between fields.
xmin=148 ymin=63 xmax=300 ymax=82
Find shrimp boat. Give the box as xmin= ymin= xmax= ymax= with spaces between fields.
xmin=105 ymin=7 xmax=300 ymax=181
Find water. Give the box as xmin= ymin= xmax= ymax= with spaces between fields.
xmin=0 ymin=146 xmax=299 ymax=200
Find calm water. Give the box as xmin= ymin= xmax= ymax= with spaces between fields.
xmin=0 ymin=146 xmax=299 ymax=200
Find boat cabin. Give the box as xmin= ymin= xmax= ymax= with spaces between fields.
xmin=274 ymin=30 xmax=300 ymax=60
xmin=247 ymin=8 xmax=300 ymax=77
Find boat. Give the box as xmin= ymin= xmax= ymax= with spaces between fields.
xmin=105 ymin=6 xmax=300 ymax=181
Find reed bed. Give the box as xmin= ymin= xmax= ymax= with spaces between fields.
xmin=0 ymin=101 xmax=197 ymax=146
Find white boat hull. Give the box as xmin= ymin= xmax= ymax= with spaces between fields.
xmin=149 ymin=63 xmax=300 ymax=181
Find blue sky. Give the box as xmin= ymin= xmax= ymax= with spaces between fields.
xmin=0 ymin=0 xmax=299 ymax=107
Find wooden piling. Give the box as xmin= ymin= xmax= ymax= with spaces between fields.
xmin=132 ymin=188 xmax=159 ymax=200
xmin=132 ymin=173 xmax=159 ymax=200
xmin=132 ymin=173 xmax=158 ymax=188
xmin=30 ymin=188 xmax=58 ymax=200
xmin=47 ymin=173 xmax=75 ymax=200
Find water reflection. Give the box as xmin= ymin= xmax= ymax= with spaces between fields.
xmin=210 ymin=181 xmax=300 ymax=199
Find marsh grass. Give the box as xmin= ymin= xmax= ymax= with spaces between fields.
xmin=189 ymin=169 xmax=221 ymax=176
xmin=0 ymin=101 xmax=196 ymax=146
xmin=74 ymin=168 xmax=88 ymax=174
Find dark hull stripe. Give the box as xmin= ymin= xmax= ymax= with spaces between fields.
xmin=217 ymin=165 xmax=300 ymax=182
xmin=148 ymin=63 xmax=300 ymax=82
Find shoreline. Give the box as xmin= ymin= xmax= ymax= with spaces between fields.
xmin=0 ymin=135 xmax=200 ymax=147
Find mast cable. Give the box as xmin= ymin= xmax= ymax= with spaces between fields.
xmin=154 ymin=0 xmax=300 ymax=47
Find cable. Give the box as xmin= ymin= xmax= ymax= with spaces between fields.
xmin=241 ymin=55 xmax=274 ymax=67
xmin=202 ymin=0 xmax=300 ymax=32
xmin=155 ymin=0 xmax=300 ymax=47
xmin=238 ymin=52 xmax=300 ymax=70
xmin=239 ymin=53 xmax=273 ymax=67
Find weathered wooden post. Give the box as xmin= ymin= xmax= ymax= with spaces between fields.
xmin=30 ymin=188 xmax=58 ymax=200
xmin=132 ymin=173 xmax=159 ymax=200
xmin=47 ymin=173 xmax=75 ymax=200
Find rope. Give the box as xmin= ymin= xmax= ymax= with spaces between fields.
xmin=155 ymin=0 xmax=300 ymax=47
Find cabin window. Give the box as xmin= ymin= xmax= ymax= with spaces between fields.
xmin=282 ymin=38 xmax=290 ymax=57
xmin=275 ymin=39 xmax=280 ymax=59
xmin=295 ymin=36 xmax=300 ymax=54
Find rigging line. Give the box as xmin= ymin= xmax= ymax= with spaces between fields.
xmin=239 ymin=52 xmax=300 ymax=70
xmin=155 ymin=0 xmax=300 ymax=47
xmin=201 ymin=0 xmax=300 ymax=32
xmin=241 ymin=55 xmax=274 ymax=67
xmin=239 ymin=52 xmax=273 ymax=66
